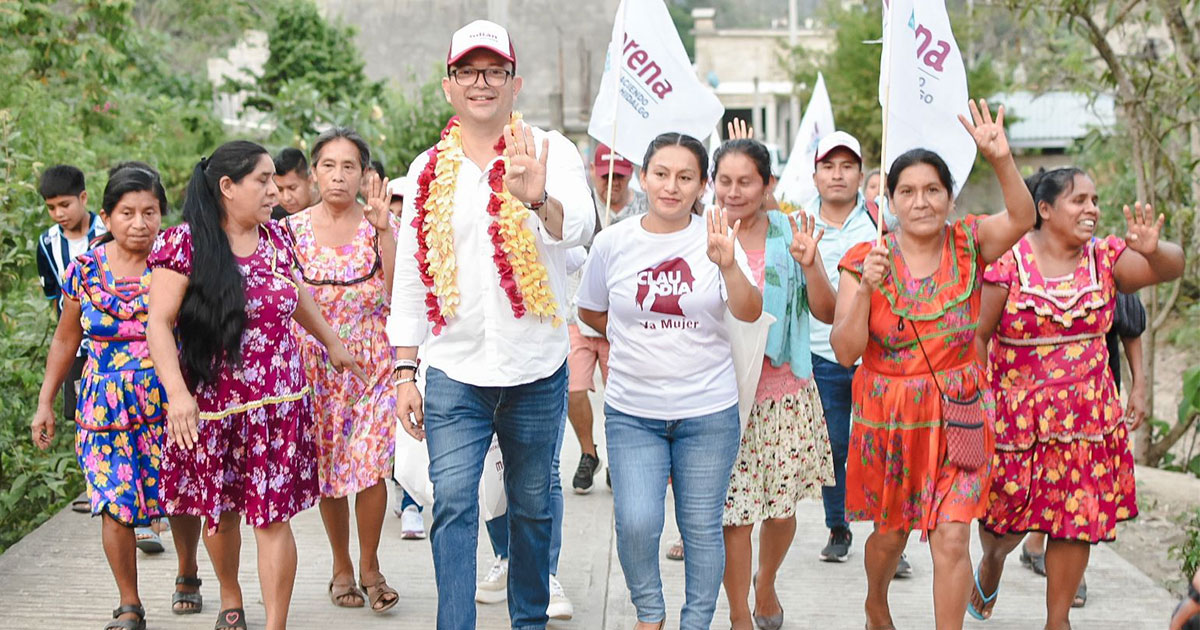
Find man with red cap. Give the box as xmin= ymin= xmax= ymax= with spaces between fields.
xmin=386 ymin=18 xmax=595 ymax=630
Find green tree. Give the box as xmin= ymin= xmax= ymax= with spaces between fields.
xmin=0 ymin=0 xmax=226 ymax=550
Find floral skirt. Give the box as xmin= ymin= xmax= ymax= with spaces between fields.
xmin=724 ymin=382 xmax=834 ymax=527
xmin=76 ymin=422 xmax=166 ymax=527
xmin=983 ymin=422 xmax=1137 ymax=543
xmin=161 ymin=396 xmax=319 ymax=534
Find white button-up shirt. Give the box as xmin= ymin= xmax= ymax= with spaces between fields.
xmin=386 ymin=126 xmax=596 ymax=387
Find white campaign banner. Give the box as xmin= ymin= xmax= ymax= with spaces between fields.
xmin=776 ymin=72 xmax=834 ymax=207
xmin=879 ymin=0 xmax=974 ymax=195
xmin=588 ymin=0 xmax=725 ymax=164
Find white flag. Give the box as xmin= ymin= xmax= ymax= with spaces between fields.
xmin=588 ymin=0 xmax=725 ymax=165
xmin=879 ymin=0 xmax=974 ymax=195
xmin=776 ymin=72 xmax=834 ymax=207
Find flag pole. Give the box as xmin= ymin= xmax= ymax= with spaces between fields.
xmin=603 ymin=0 xmax=628 ymax=229
xmin=877 ymin=0 xmax=893 ymax=245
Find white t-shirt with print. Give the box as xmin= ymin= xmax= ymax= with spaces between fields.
xmin=576 ymin=213 xmax=753 ymax=420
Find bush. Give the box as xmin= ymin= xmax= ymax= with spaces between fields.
xmin=1173 ymin=507 xmax=1200 ymax=587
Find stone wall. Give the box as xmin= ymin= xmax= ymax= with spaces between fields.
xmin=316 ymin=0 xmax=619 ymax=133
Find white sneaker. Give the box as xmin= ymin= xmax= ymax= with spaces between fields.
xmin=400 ymin=505 xmax=426 ymax=540
xmin=547 ymin=575 xmax=574 ymax=620
xmin=475 ymin=556 xmax=508 ymax=604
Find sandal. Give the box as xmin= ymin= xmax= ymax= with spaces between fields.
xmin=361 ymin=575 xmax=399 ymax=613
xmin=1019 ymin=545 xmax=1046 ymax=576
xmin=215 ymin=607 xmax=248 ymax=629
xmin=328 ymin=578 xmax=365 ymax=608
xmin=172 ymin=575 xmax=203 ymax=614
xmin=104 ymin=604 xmax=146 ymax=630
xmin=967 ymin=566 xmax=999 ymax=620
xmin=134 ymin=527 xmax=164 ymax=554
xmin=665 ymin=538 xmax=684 ymax=561
xmin=72 ymin=497 xmax=92 ymax=514
xmin=1072 ymin=578 xmax=1087 ymax=608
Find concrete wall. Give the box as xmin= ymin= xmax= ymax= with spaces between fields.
xmin=315 ymin=0 xmax=619 ymax=134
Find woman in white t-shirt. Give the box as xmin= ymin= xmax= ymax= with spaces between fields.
xmin=577 ymin=132 xmax=762 ymax=630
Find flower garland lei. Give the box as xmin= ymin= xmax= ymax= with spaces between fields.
xmin=412 ymin=113 xmax=559 ymax=334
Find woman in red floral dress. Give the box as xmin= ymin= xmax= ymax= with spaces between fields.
xmin=970 ymin=167 xmax=1184 ymax=630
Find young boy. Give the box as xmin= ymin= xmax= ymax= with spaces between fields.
xmin=36 ymin=165 xmax=106 ymax=425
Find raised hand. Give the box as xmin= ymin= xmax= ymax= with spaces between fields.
xmin=1122 ymin=202 xmax=1164 ymax=255
xmin=363 ymin=170 xmax=391 ymax=232
xmin=859 ymin=244 xmax=890 ymax=293
xmin=503 ymin=120 xmax=549 ymax=205
xmin=958 ymin=99 xmax=1010 ymax=163
xmin=706 ymin=205 xmax=742 ymax=270
xmin=727 ymin=117 xmax=754 ymax=141
xmin=788 ymin=211 xmax=825 ymax=267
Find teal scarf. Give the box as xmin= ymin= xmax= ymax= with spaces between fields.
xmin=761 ymin=210 xmax=813 ymax=379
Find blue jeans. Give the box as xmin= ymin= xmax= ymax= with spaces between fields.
xmin=812 ymin=353 xmax=855 ymax=531
xmin=485 ymin=405 xmax=565 ymax=574
xmin=425 ymin=363 xmax=567 ymax=630
xmin=605 ymin=403 xmax=740 ymax=630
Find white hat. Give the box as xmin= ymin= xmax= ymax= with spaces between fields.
xmin=447 ymin=20 xmax=516 ymax=69
xmin=814 ymin=131 xmax=863 ymax=165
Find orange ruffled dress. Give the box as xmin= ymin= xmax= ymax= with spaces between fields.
xmin=981 ymin=235 xmax=1136 ymax=542
xmin=839 ymin=216 xmax=994 ymax=536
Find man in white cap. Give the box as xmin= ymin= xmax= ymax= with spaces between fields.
xmin=386 ymin=19 xmax=595 ymax=630
xmin=804 ymin=131 xmax=910 ymax=577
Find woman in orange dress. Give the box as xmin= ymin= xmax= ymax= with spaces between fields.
xmin=830 ymin=100 xmax=1035 ymax=630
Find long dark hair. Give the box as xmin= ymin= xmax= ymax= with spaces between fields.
xmin=94 ymin=161 xmax=169 ymax=247
xmin=1025 ymin=167 xmax=1086 ymax=229
xmin=642 ymin=132 xmax=709 ymax=215
xmin=178 ymin=140 xmax=269 ymax=385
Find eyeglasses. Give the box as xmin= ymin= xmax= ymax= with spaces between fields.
xmin=449 ymin=67 xmax=513 ymax=87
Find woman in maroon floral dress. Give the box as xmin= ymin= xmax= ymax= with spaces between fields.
xmin=147 ymin=140 xmax=364 ymax=630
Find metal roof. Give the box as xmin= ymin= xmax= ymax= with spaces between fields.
xmin=993 ymin=91 xmax=1117 ymax=149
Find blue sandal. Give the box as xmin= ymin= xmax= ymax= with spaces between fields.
xmin=967 ymin=566 xmax=998 ymax=620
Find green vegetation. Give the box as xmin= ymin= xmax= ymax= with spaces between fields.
xmin=0 ymin=0 xmax=450 ymax=551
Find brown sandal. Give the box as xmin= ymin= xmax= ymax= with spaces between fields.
xmin=328 ymin=579 xmax=364 ymax=608
xmin=360 ymin=575 xmax=399 ymax=613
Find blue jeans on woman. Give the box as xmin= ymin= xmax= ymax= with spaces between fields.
xmin=485 ymin=406 xmax=566 ymax=574
xmin=605 ymin=403 xmax=740 ymax=630
xmin=424 ymin=363 xmax=567 ymax=630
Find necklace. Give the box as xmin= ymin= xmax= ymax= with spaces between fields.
xmin=411 ymin=113 xmax=559 ymax=334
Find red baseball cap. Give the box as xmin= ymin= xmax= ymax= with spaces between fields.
xmin=593 ymin=144 xmax=633 ymax=178
xmin=447 ymin=20 xmax=516 ymax=70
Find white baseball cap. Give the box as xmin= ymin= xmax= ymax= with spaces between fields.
xmin=447 ymin=20 xmax=516 ymax=69
xmin=814 ymin=131 xmax=863 ymax=165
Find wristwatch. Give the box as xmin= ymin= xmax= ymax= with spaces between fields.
xmin=524 ymin=191 xmax=548 ymax=211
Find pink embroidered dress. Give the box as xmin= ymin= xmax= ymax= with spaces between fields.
xmin=283 ymin=210 xmax=400 ymax=498
xmin=148 ymin=222 xmax=318 ymax=531
xmin=982 ymin=235 xmax=1137 ymax=542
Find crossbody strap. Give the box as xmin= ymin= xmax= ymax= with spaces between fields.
xmin=904 ymin=317 xmax=947 ymax=399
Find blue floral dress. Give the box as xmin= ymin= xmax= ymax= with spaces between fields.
xmin=63 ymin=245 xmax=168 ymax=527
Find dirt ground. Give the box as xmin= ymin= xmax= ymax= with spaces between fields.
xmin=1111 ymin=339 xmax=1200 ymax=597
xmin=1111 ymin=465 xmax=1200 ymax=596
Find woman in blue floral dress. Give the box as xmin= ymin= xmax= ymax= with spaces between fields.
xmin=32 ymin=164 xmax=202 ymax=630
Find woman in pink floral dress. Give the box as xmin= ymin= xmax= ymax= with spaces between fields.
xmin=282 ymin=128 xmax=402 ymax=613
xmin=146 ymin=141 xmax=363 ymax=630
xmin=970 ymin=167 xmax=1184 ymax=630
